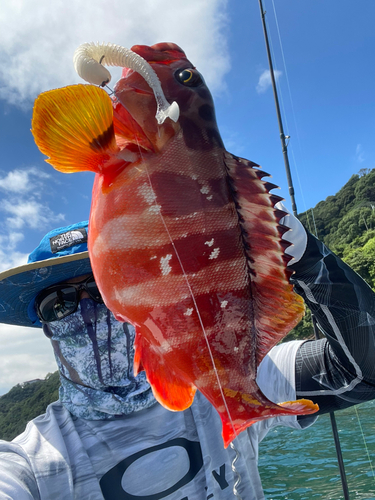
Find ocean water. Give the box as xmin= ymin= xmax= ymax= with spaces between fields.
xmin=258 ymin=400 xmax=375 ymax=499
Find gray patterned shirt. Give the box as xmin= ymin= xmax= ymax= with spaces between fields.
xmin=0 ymin=341 xmax=304 ymax=500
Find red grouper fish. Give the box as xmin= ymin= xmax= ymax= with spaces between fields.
xmin=31 ymin=42 xmax=318 ymax=447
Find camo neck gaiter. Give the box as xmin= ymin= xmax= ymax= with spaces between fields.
xmin=43 ymin=298 xmax=156 ymax=419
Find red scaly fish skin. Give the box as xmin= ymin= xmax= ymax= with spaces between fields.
xmin=31 ymin=42 xmax=318 ymax=447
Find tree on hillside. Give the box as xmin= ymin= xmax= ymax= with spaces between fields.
xmin=285 ymin=168 xmax=375 ymax=342
xmin=0 ymin=372 xmax=60 ymax=441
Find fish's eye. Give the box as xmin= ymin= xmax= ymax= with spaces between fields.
xmin=175 ymin=69 xmax=204 ymax=87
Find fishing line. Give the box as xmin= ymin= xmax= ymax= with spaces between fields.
xmin=110 ymin=75 xmax=246 ymax=498
xmin=265 ymin=0 xmax=318 ymax=236
xmin=88 ymin=48 xmax=243 ymax=498
xmin=354 ymin=405 xmax=375 ymax=483
xmin=142 ymin=154 xmax=236 ymax=430
xmin=129 ymin=124 xmax=238 ymax=431
xmin=263 ymin=3 xmax=375 ymax=495
xmin=134 ymin=134 xmax=245 ymax=499
xmin=230 ymin=442 xmax=243 ymax=499
xmin=270 ymin=0 xmax=374 ymax=478
xmin=265 ymin=2 xmax=313 ymax=232
xmin=271 ymin=0 xmax=318 ymax=236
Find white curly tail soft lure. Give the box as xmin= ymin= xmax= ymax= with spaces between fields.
xmin=73 ymin=42 xmax=180 ymax=125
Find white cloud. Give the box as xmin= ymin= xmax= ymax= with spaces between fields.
xmin=0 ymin=168 xmax=66 ymax=272
xmin=256 ymin=69 xmax=282 ymax=94
xmin=0 ymin=249 xmax=28 ymax=273
xmin=2 ymin=200 xmax=65 ymax=230
xmin=0 ymin=167 xmax=50 ymax=193
xmin=0 ymin=168 xmax=67 ymax=394
xmin=0 ymin=170 xmax=31 ymax=193
xmin=356 ymin=144 xmax=365 ymax=163
xmin=0 ymin=324 xmax=56 ymax=395
xmin=0 ymin=0 xmax=230 ymax=108
xmin=0 ymin=231 xmax=27 ymax=271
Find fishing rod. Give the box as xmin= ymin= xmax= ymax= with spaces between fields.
xmin=257 ymin=0 xmax=297 ymax=217
xmin=311 ymin=317 xmax=350 ymax=500
xmin=257 ymin=1 xmax=350 ymax=499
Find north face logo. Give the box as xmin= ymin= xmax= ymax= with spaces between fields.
xmin=50 ymin=228 xmax=87 ymax=253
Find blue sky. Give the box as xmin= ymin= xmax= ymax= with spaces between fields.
xmin=0 ymin=0 xmax=374 ymax=394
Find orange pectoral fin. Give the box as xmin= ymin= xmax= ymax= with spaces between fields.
xmin=278 ymin=398 xmax=319 ymax=415
xmin=31 ymin=84 xmax=120 ymax=174
xmin=134 ymin=329 xmax=196 ymax=411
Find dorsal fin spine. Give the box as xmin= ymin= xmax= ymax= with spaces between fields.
xmin=223 ymin=152 xmax=304 ymax=363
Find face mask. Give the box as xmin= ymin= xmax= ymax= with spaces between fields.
xmin=43 ymin=298 xmax=156 ymax=419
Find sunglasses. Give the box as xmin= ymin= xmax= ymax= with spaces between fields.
xmin=35 ymin=274 xmax=103 ymax=323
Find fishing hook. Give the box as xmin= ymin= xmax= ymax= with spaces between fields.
xmin=104 ymin=84 xmax=114 ymax=95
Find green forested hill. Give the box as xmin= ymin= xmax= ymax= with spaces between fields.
xmin=0 ymin=372 xmax=59 ymax=441
xmin=1 ymin=169 xmax=374 ymax=440
xmin=285 ymin=167 xmax=375 ymax=342
xmin=299 ymin=167 xmax=375 ymax=285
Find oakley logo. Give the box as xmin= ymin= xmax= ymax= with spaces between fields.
xmin=99 ymin=438 xmax=228 ymax=499
xmin=50 ymin=228 xmax=87 ymax=253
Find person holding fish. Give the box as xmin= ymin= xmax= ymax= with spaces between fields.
xmin=0 ymin=42 xmax=374 ymax=500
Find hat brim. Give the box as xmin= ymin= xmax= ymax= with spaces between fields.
xmin=0 ymin=251 xmax=92 ymax=328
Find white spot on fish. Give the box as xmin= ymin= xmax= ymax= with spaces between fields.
xmin=138 ymin=183 xmax=157 ymax=205
xmin=149 ymin=204 xmax=161 ymax=214
xmin=150 ymin=255 xmax=157 ymax=260
xmin=221 ymin=300 xmax=228 ymax=309
xmin=209 ymin=248 xmax=220 ymax=259
xmin=200 ymin=185 xmax=210 ymax=194
xmin=184 ymin=308 xmax=194 ymax=316
xmin=234 ymin=347 xmax=239 ymax=352
xmin=192 ymin=175 xmax=198 ymax=180
xmin=205 ymin=239 xmax=214 ymax=247
xmin=215 ymin=404 xmax=226 ymax=413
xmin=160 ymin=254 xmax=173 ymax=275
xmin=206 ymin=195 xmax=213 ymax=201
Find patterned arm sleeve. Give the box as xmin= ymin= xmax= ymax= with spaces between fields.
xmin=289 ymin=232 xmax=375 ymax=417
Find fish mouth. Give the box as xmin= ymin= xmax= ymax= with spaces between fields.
xmin=116 ymin=65 xmax=157 ymax=98
xmin=113 ymin=61 xmax=180 ymax=156
xmin=112 ymin=98 xmax=154 ymax=156
xmin=111 ymin=42 xmax=191 ymax=155
xmin=112 ymin=74 xmax=155 ymax=155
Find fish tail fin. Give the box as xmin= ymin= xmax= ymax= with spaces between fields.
xmin=134 ymin=328 xmax=197 ymax=411
xmin=221 ymin=398 xmax=319 ymax=448
xmin=32 ymin=84 xmax=120 ymax=174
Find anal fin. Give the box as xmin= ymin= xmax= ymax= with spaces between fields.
xmin=134 ymin=327 xmax=196 ymax=411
